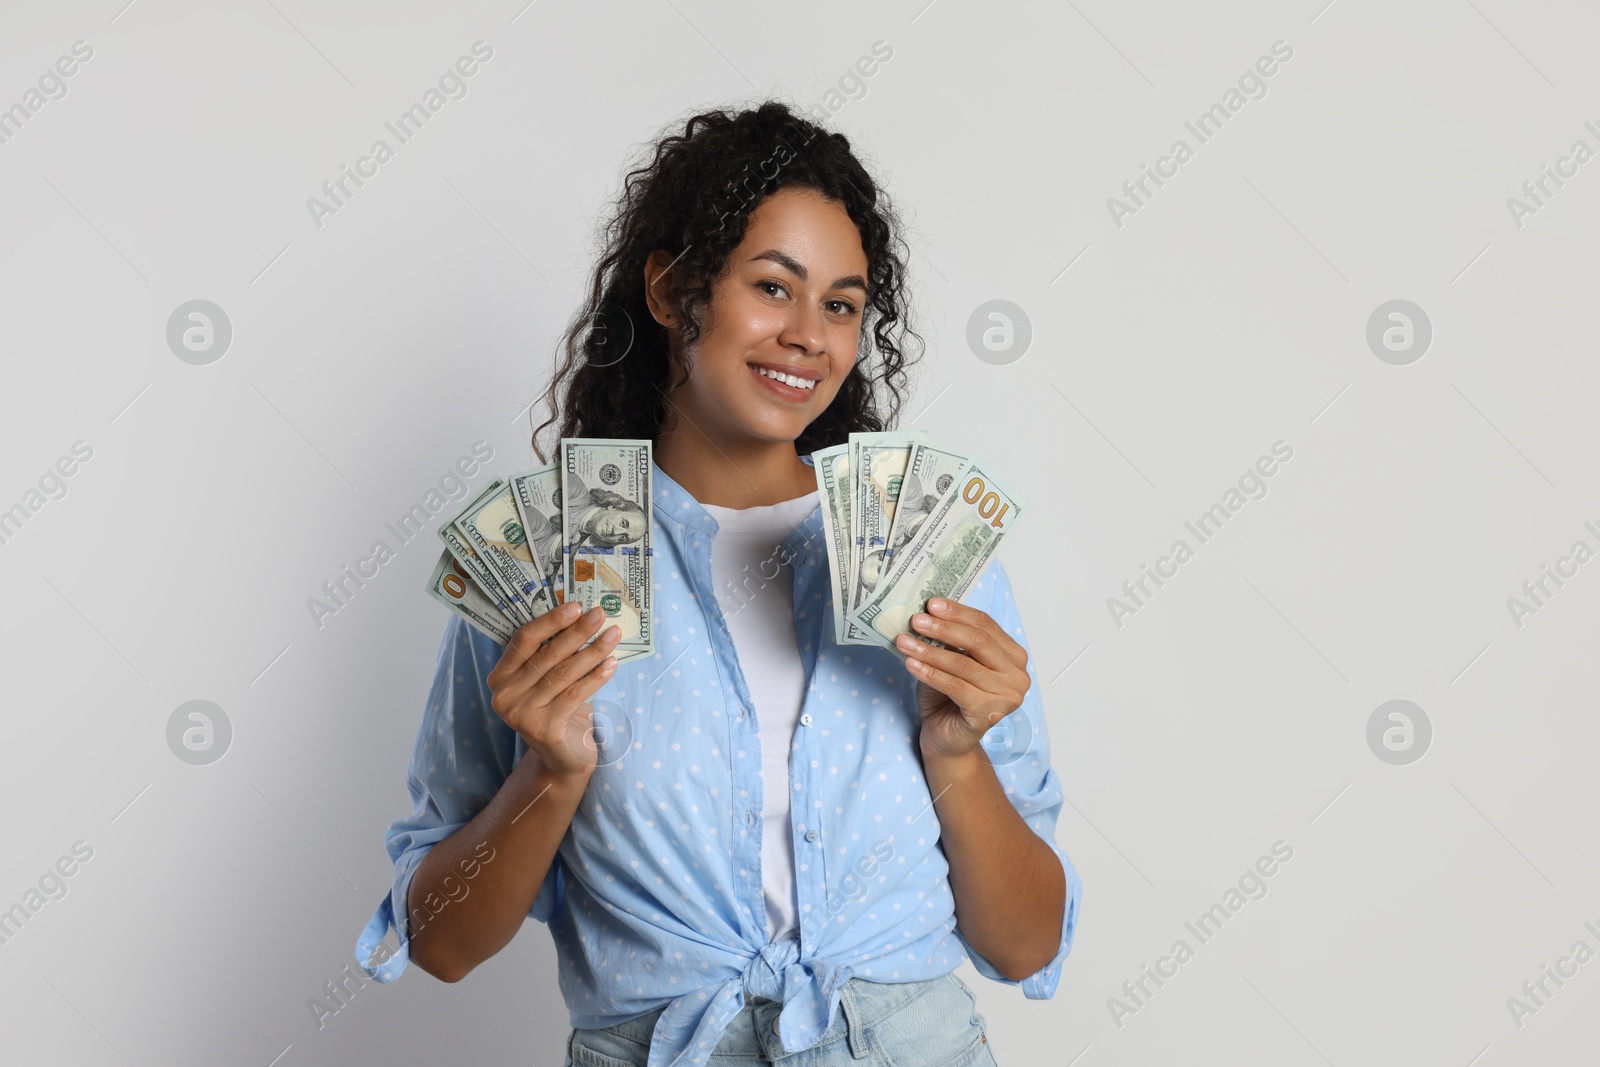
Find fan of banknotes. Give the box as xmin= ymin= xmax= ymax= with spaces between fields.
xmin=426 ymin=432 xmax=1022 ymax=660
xmin=427 ymin=438 xmax=656 ymax=660
xmin=813 ymin=432 xmax=1023 ymax=655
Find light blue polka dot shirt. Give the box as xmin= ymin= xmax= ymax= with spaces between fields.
xmin=355 ymin=459 xmax=1081 ymax=1067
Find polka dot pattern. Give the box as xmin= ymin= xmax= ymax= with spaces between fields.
xmin=352 ymin=460 xmax=1082 ymax=1067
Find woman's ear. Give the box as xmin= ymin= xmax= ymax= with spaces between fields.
xmin=643 ymin=249 xmax=679 ymax=328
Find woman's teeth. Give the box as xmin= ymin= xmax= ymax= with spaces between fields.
xmin=756 ymin=367 xmax=817 ymax=390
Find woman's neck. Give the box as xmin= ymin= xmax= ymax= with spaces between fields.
xmin=655 ymin=424 xmax=817 ymax=509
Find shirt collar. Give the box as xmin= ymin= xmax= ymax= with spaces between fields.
xmin=651 ymin=457 xmax=825 ymax=565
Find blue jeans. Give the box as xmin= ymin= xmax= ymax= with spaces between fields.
xmin=565 ymin=971 xmax=999 ymax=1067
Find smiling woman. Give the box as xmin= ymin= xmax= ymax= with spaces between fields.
xmin=531 ymin=103 xmax=919 ymax=476
xmin=357 ymin=101 xmax=1081 ymax=1067
xmin=638 ymin=187 xmax=878 ymax=501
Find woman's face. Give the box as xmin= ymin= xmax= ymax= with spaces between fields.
xmin=647 ymin=187 xmax=869 ymax=445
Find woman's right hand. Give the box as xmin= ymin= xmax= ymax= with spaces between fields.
xmin=485 ymin=601 xmax=622 ymax=782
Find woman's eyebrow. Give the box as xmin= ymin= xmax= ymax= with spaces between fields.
xmin=749 ymin=249 xmax=867 ymax=292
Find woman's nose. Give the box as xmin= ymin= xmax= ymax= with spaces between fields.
xmin=779 ymin=303 xmax=825 ymax=356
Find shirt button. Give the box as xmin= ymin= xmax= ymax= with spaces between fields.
xmin=799 ymin=713 xmax=813 ymax=727
xmin=805 ymin=830 xmax=819 ymax=844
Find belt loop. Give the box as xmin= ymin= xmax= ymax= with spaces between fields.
xmin=840 ymin=981 xmax=871 ymax=1060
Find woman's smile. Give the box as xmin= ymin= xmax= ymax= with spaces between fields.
xmin=749 ymin=361 xmax=823 ymax=401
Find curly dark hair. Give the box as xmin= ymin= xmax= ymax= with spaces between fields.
xmin=530 ymin=100 xmax=923 ymax=462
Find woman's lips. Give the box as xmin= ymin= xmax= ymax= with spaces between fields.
xmin=750 ymin=363 xmax=818 ymax=402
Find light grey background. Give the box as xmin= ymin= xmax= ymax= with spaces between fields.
xmin=1 ymin=1 xmax=1595 ymax=1064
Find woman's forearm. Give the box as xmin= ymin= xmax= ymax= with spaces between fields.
xmin=405 ymin=754 xmax=590 ymax=982
xmin=924 ymin=748 xmax=1066 ymax=981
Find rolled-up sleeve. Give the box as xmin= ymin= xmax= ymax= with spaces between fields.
xmin=354 ymin=615 xmax=564 ymax=981
xmin=954 ymin=559 xmax=1083 ymax=999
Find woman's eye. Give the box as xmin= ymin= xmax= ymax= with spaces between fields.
xmin=827 ymin=299 xmax=859 ymax=316
xmin=758 ymin=280 xmax=789 ymax=299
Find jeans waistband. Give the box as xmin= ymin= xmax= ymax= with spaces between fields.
xmin=589 ymin=971 xmax=956 ymax=1060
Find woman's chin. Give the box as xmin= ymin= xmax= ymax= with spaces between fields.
xmin=738 ymin=413 xmax=813 ymax=445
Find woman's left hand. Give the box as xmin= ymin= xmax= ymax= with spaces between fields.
xmin=896 ymin=597 xmax=1030 ymax=763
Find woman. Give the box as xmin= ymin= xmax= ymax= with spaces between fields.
xmin=355 ymin=101 xmax=1081 ymax=1067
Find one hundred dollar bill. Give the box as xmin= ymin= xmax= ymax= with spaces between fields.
xmin=846 ymin=431 xmax=926 ymax=643
xmin=456 ymin=478 xmax=549 ymax=621
xmin=882 ymin=443 xmax=970 ymax=572
xmin=812 ymin=443 xmax=854 ymax=644
xmin=847 ymin=456 xmax=1022 ymax=654
xmin=426 ymin=549 xmax=517 ymax=645
xmin=438 ymin=499 xmax=524 ymax=624
xmin=508 ymin=463 xmax=565 ymax=617
xmin=561 ymin=439 xmax=654 ymax=661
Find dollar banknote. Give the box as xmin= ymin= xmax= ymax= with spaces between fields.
xmin=847 ymin=456 xmax=1022 ymax=654
xmin=883 ymin=443 xmax=970 ymax=572
xmin=812 ymin=443 xmax=854 ymax=644
xmin=438 ymin=495 xmax=526 ymax=625
xmin=509 ymin=463 xmax=566 ymax=615
xmin=845 ymin=431 xmax=926 ymax=643
xmin=425 ymin=435 xmax=1021 ymax=668
xmin=427 ymin=549 xmax=517 ymax=645
xmin=561 ymin=438 xmax=654 ymax=662
xmin=456 ymin=477 xmax=550 ymax=621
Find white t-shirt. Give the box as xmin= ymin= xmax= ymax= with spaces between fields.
xmin=701 ymin=490 xmax=819 ymax=943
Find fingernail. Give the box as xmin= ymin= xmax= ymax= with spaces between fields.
xmin=929 ymin=598 xmax=948 ymax=613
xmin=602 ymin=625 xmax=621 ymax=643
xmin=586 ymin=606 xmax=604 ymax=622
xmin=601 ymin=655 xmax=617 ymax=671
xmin=561 ymin=602 xmax=581 ymax=619
xmin=906 ymin=658 xmax=923 ymax=671
xmin=912 ymin=613 xmax=932 ymax=629
xmin=896 ymin=633 xmax=917 ymax=649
